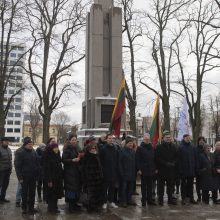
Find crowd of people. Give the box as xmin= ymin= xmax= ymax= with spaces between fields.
xmin=0 ymin=131 xmax=220 ymax=215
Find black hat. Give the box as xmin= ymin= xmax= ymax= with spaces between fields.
xmin=23 ymin=136 xmax=32 ymax=146
xmin=1 ymin=137 xmax=10 ymax=142
xmin=183 ymin=134 xmax=190 ymax=138
xmin=125 ymin=137 xmax=133 ymax=144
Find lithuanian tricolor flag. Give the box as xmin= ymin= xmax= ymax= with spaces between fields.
xmin=109 ymin=79 xmax=126 ymax=137
xmin=149 ymin=95 xmax=160 ymax=147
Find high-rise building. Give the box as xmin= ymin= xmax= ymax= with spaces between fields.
xmin=3 ymin=43 xmax=25 ymax=143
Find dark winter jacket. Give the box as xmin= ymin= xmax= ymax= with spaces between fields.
xmin=199 ymin=152 xmax=219 ymax=191
xmin=119 ymin=147 xmax=136 ymax=181
xmin=82 ymin=152 xmax=104 ymax=193
xmin=0 ymin=145 xmax=12 ymax=171
xmin=214 ymin=150 xmax=220 ymax=170
xmin=62 ymin=144 xmax=81 ymax=192
xmin=36 ymin=146 xmax=46 ymax=179
xmin=100 ymin=143 xmax=118 ymax=182
xmin=97 ymin=139 xmax=106 ymax=152
xmin=196 ymin=145 xmax=204 ymax=176
xmin=136 ymin=142 xmax=155 ymax=177
xmin=14 ymin=147 xmax=39 ymax=181
xmin=155 ymin=142 xmax=178 ymax=179
xmin=44 ymin=149 xmax=64 ymax=199
xmin=178 ymin=140 xmax=197 ymax=178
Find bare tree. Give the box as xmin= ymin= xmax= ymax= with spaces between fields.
xmin=52 ymin=111 xmax=71 ymax=144
xmin=209 ymin=94 xmax=220 ymax=142
xmin=0 ymin=0 xmax=26 ymax=137
xmin=140 ymin=0 xmax=190 ymax=131
xmin=116 ymin=0 xmax=143 ymax=138
xmin=26 ymin=98 xmax=41 ymax=144
xmin=23 ymin=0 xmax=87 ymax=143
xmin=175 ymin=0 xmax=220 ymax=142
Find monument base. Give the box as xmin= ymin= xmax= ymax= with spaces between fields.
xmin=77 ymin=128 xmax=133 ymax=147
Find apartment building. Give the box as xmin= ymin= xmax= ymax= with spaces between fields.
xmin=3 ymin=43 xmax=25 ymax=143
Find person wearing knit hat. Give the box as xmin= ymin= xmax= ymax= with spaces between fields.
xmin=118 ymin=137 xmax=136 ymax=207
xmin=14 ymin=137 xmax=40 ymax=214
xmin=0 ymin=137 xmax=12 ymax=204
xmin=81 ymin=137 xmax=104 ymax=212
xmin=62 ymin=134 xmax=82 ymax=212
xmin=43 ymin=143 xmax=63 ymax=213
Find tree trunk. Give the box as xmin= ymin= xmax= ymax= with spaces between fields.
xmin=42 ymin=115 xmax=51 ymax=144
xmin=128 ymin=101 xmax=137 ymax=138
xmin=162 ymin=96 xmax=170 ymax=131
xmin=0 ymin=109 xmax=5 ymax=138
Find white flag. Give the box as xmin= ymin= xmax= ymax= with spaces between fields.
xmin=177 ymin=98 xmax=192 ymax=141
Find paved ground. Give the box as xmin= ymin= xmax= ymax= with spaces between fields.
xmin=1 ymin=170 xmax=220 ymax=220
xmin=1 ymin=146 xmax=220 ymax=220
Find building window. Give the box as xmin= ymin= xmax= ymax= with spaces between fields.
xmin=17 ymin=68 xmax=23 ymax=73
xmin=10 ymin=53 xmax=16 ymax=57
xmin=9 ymin=105 xmax=14 ymax=110
xmin=17 ymin=76 xmax=22 ymax=80
xmin=16 ymin=83 xmax=22 ymax=88
xmin=10 ymin=60 xmax=16 ymax=66
xmin=7 ymin=120 xmax=13 ymax=125
xmin=8 ymin=112 xmax=13 ymax=117
xmin=7 ymin=128 xmax=13 ymax=133
xmin=9 ymin=82 xmax=15 ymax=87
xmin=14 ymin=128 xmax=20 ymax=133
xmin=18 ymin=47 xmax=24 ymax=51
xmin=15 ymin=105 xmax=21 ymax=110
xmin=9 ymin=90 xmax=14 ymax=94
xmin=15 ymin=98 xmax=21 ymax=102
xmin=15 ymin=121 xmax=21 ymax=125
xmin=15 ymin=113 xmax=21 ymax=117
xmin=101 ymin=105 xmax=114 ymax=123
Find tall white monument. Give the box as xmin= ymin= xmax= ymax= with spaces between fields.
xmin=80 ymin=0 xmax=123 ymax=136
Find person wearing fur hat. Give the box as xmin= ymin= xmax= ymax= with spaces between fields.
xmin=82 ymin=136 xmax=104 ymax=212
xmin=0 ymin=137 xmax=12 ymax=204
xmin=44 ymin=143 xmax=64 ymax=213
xmin=14 ymin=138 xmax=40 ymax=214
xmin=118 ymin=137 xmax=136 ymax=207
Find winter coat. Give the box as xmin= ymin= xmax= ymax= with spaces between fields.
xmin=44 ymin=149 xmax=64 ymax=199
xmin=119 ymin=147 xmax=136 ymax=181
xmin=14 ymin=147 xmax=39 ymax=181
xmin=199 ymin=153 xmax=219 ymax=191
xmin=36 ymin=146 xmax=45 ymax=179
xmin=62 ymin=144 xmax=81 ymax=192
xmin=214 ymin=151 xmax=220 ymax=169
xmin=0 ymin=145 xmax=12 ymax=171
xmin=97 ymin=139 xmax=106 ymax=153
xmin=82 ymin=152 xmax=104 ymax=207
xmin=155 ymin=142 xmax=178 ymax=179
xmin=196 ymin=145 xmax=204 ymax=176
xmin=178 ymin=141 xmax=197 ymax=178
xmin=100 ymin=143 xmax=118 ymax=182
xmin=136 ymin=142 xmax=155 ymax=177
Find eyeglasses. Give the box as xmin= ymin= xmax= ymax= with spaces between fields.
xmin=91 ymin=147 xmax=96 ymax=150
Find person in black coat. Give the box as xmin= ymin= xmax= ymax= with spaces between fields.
xmin=118 ymin=137 xmax=136 ymax=207
xmin=136 ymin=133 xmax=156 ymax=207
xmin=178 ymin=134 xmax=197 ymax=205
xmin=14 ymin=138 xmax=39 ymax=214
xmin=97 ymin=133 xmax=106 ymax=152
xmin=82 ymin=137 xmax=104 ymax=212
xmin=99 ymin=134 xmax=119 ymax=209
xmin=196 ymin=136 xmax=206 ymax=202
xmin=199 ymin=144 xmax=220 ymax=204
xmin=44 ymin=143 xmax=64 ymax=213
xmin=155 ymin=131 xmax=178 ymax=206
xmin=62 ymin=134 xmax=82 ymax=213
xmin=36 ymin=143 xmax=46 ymax=202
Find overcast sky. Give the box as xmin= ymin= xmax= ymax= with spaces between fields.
xmin=35 ymin=0 xmax=220 ymax=125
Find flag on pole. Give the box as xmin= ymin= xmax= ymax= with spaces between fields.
xmin=177 ymin=98 xmax=192 ymax=141
xmin=149 ymin=95 xmax=160 ymax=147
xmin=109 ymin=79 xmax=126 ymax=137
